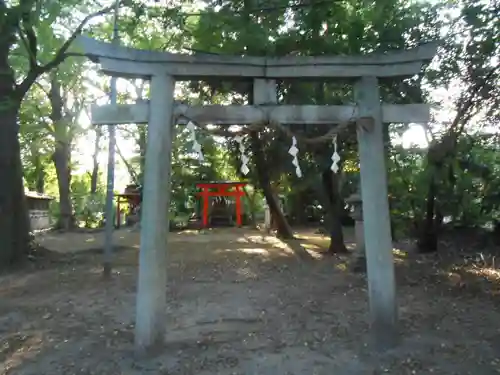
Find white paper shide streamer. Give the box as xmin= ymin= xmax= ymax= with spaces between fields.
xmin=186 ymin=121 xmax=204 ymax=161
xmin=330 ymin=135 xmax=341 ymax=173
xmin=288 ymin=136 xmax=302 ymax=177
xmin=234 ymin=135 xmax=250 ymax=175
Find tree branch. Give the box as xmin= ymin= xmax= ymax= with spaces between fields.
xmin=391 ymin=150 xmax=419 ymax=218
xmin=32 ymin=104 xmax=53 ymax=133
xmin=449 ymin=65 xmax=499 ymax=137
xmin=16 ymin=2 xmax=120 ymax=96
xmin=40 ymin=3 xmax=119 ymax=72
xmin=21 ymin=8 xmax=37 ymax=69
xmin=34 ymin=80 xmax=50 ymax=98
xmin=16 ymin=27 xmax=37 ymax=68
xmin=116 ymin=142 xmax=140 ymax=185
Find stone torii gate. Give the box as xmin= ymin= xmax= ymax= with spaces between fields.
xmin=76 ymin=35 xmax=437 ymax=353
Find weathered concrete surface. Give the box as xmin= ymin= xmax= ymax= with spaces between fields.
xmin=355 ymin=76 xmax=397 ymax=348
xmin=76 ymin=35 xmax=437 ymax=79
xmin=91 ymin=102 xmax=431 ymax=125
xmin=134 ymin=73 xmax=175 ymax=353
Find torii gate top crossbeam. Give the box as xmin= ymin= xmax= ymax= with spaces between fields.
xmin=75 ymin=36 xmax=438 ymax=80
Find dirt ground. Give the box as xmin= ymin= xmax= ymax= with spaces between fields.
xmin=1 ymin=227 xmax=500 ymax=374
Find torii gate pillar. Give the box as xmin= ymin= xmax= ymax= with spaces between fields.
xmin=134 ymin=73 xmax=175 ymax=353
xmin=355 ymin=76 xmax=397 ymax=349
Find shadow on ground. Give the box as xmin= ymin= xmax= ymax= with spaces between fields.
xmin=1 ymin=227 xmax=499 ymax=374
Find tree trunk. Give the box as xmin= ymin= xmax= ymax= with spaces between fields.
xmin=493 ymin=220 xmax=500 ymax=246
xmin=49 ymin=76 xmax=75 ymax=230
xmin=52 ymin=142 xmax=74 ymax=230
xmin=322 ymin=169 xmax=348 ymax=253
xmin=0 ymin=70 xmax=31 ymax=266
xmin=249 ymin=131 xmax=293 ymax=239
xmin=27 ymin=150 xmax=45 ymax=193
xmin=246 ymin=75 xmax=293 ymax=239
xmin=90 ymin=126 xmax=101 ymax=195
xmin=417 ymin=177 xmax=438 ymax=252
xmin=35 ymin=159 xmax=45 ymax=194
xmin=138 ymin=126 xmax=147 ymax=183
xmin=243 ymin=188 xmax=257 ymax=226
xmin=292 ymin=191 xmax=308 ymax=226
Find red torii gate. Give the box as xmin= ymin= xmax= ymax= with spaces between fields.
xmin=196 ymin=181 xmax=247 ymax=228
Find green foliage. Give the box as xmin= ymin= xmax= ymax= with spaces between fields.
xmin=9 ymin=0 xmax=500 ymax=238
xmin=169 ymin=127 xmax=241 ymax=215
xmin=71 ymin=173 xmax=107 ymax=228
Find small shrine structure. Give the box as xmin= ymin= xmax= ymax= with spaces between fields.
xmin=115 ymin=184 xmax=142 ymax=228
xmin=25 ymin=191 xmax=54 ymax=231
xmin=196 ymin=181 xmax=247 ymax=228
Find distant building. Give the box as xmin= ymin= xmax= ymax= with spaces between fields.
xmin=25 ymin=191 xmax=54 ymax=231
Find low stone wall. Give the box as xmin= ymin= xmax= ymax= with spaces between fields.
xmin=29 ymin=209 xmax=52 ymax=231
